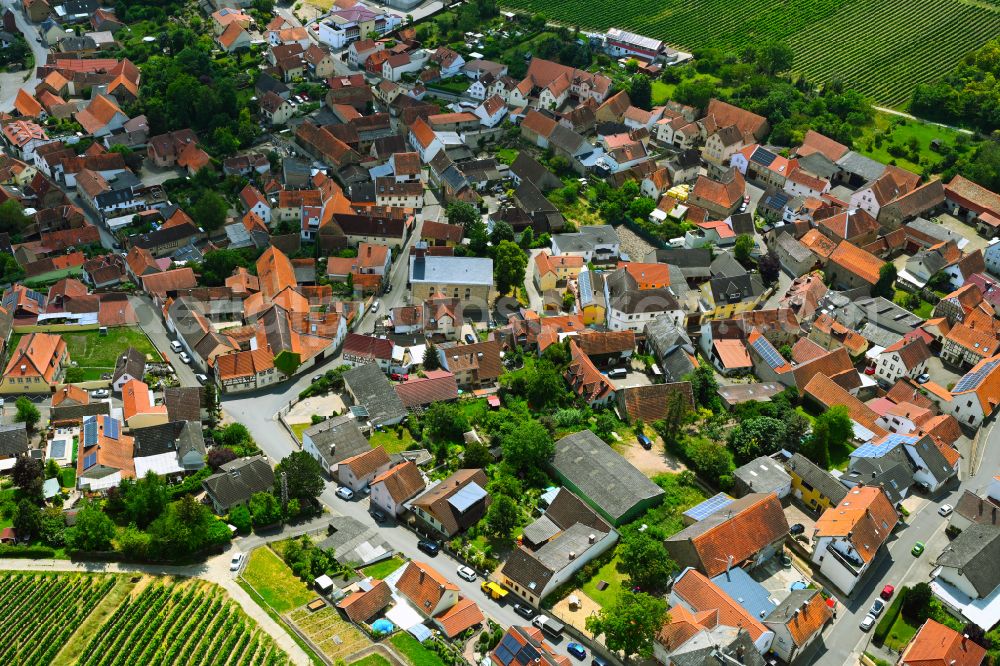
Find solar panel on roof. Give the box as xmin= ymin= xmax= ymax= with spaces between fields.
xmin=683 ymin=492 xmax=734 ymax=522
xmin=751 ymin=336 xmax=785 ymax=369
xmin=49 ymin=440 xmax=66 ymax=459
xmin=448 ymin=482 xmax=487 ymax=513
xmin=104 ymin=417 xmax=119 ymax=440
xmin=83 ymin=452 xmax=97 ymax=469
xmin=954 ymin=359 xmax=1000 ymax=393
xmin=83 ymin=419 xmax=98 ymax=447
xmin=750 ymin=149 xmax=777 ymax=168
xmin=515 ymin=643 xmax=540 ymax=664
xmin=495 ymin=634 xmax=521 ymax=666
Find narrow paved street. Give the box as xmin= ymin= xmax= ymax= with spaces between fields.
xmin=807 ymin=425 xmax=1000 ymax=665
xmin=0 ymin=0 xmax=47 ymax=112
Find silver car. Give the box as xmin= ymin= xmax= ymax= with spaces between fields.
xmin=859 ymin=614 xmax=876 ymax=632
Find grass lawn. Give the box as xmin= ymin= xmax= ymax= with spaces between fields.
xmin=884 ymin=612 xmax=919 ymax=651
xmin=369 ymin=427 xmax=416 ymax=454
xmin=795 ymin=406 xmax=816 ymax=425
xmin=829 ymin=439 xmax=855 ymax=471
xmin=495 ymin=148 xmax=518 ymax=165
xmin=858 ymin=112 xmax=971 ymax=174
xmin=458 ymin=398 xmax=487 ymax=424
xmin=351 ymin=655 xmax=391 ymax=666
xmin=580 ymin=555 xmax=627 ymax=608
xmin=60 ymin=468 xmax=75 ymax=489
xmin=651 ymin=80 xmax=673 ymax=106
xmin=242 ymin=547 xmax=314 ymax=613
xmin=289 ymin=422 xmax=311 ymax=443
xmin=390 ymin=632 xmax=446 ymax=666
xmin=14 ymin=327 xmax=163 ymax=379
xmin=360 ymin=557 xmax=405 ymax=580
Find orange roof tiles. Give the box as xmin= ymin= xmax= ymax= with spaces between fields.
xmin=52 ymin=384 xmax=89 ymax=407
xmin=689 ymin=493 xmax=790 ymax=577
xmin=140 ymin=268 xmax=198 ymax=297
xmin=796 ymin=130 xmax=849 ymax=162
xmin=256 ymin=246 xmax=297 ymax=300
xmin=395 ymin=560 xmax=458 ymax=613
xmin=800 ymin=228 xmax=838 ymax=259
xmin=339 ymin=446 xmax=390 ymax=478
xmin=215 ymin=348 xmax=275 ymax=381
xmin=900 ymin=618 xmax=986 ymax=666
xmin=435 ymin=596 xmax=484 ymax=637
xmin=671 ymin=569 xmax=768 ymax=642
xmin=784 ymin=591 xmax=835 ymax=646
xmin=337 ymin=579 xmax=392 ymax=623
xmin=829 ymin=241 xmax=884 ymax=285
xmin=815 ymin=486 xmax=898 ymax=563
xmin=121 ymin=378 xmax=167 ymax=421
xmin=372 ymin=460 xmax=424 ymax=504
xmin=3 ymin=332 xmax=66 ymax=384
xmin=804 ymin=373 xmax=887 ymax=438
xmin=713 ymin=338 xmax=752 ymax=369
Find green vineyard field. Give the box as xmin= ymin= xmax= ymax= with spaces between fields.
xmin=500 ymin=0 xmax=1000 ymax=106
xmin=0 ymin=573 xmax=289 ymax=666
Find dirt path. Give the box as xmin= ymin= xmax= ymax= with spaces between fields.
xmin=622 ymin=436 xmax=687 ymax=476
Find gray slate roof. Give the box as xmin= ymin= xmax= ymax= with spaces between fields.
xmin=841 ymin=447 xmax=914 ymax=505
xmin=836 ymin=151 xmax=886 ymax=182
xmin=319 ymin=515 xmax=393 ymax=566
xmin=0 ymin=423 xmax=28 ymax=458
xmin=734 ymin=456 xmax=792 ymax=496
xmin=132 ymin=421 xmax=206 ymax=462
xmin=551 ymin=429 xmax=664 ymax=524
xmin=303 ymin=414 xmax=371 ymax=467
xmin=112 ymin=346 xmax=146 ymax=386
xmin=552 ymin=225 xmax=619 ymax=254
xmin=202 ymin=455 xmax=274 ymax=512
xmin=343 ymin=364 xmax=407 ymax=426
xmin=935 ymin=524 xmax=1000 ymax=597
xmin=785 ymin=453 xmax=848 ymax=505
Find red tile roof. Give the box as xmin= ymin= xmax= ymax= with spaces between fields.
xmin=688 ymin=493 xmax=789 ymax=577
xmin=901 ymin=619 xmax=986 ymax=666
xmin=435 ymin=596 xmax=484 ymax=637
xmin=815 ymin=486 xmax=898 ymax=563
xmin=671 ymin=568 xmax=768 ymax=642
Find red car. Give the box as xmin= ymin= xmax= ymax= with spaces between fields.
xmin=390 ymin=373 xmax=409 ymax=382
xmin=864 ymin=365 xmax=876 ymax=375
xmin=880 ymin=584 xmax=895 ymax=600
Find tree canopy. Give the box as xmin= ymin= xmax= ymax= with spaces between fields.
xmin=585 ymin=590 xmax=668 ymax=658
xmin=274 ymin=451 xmax=324 ymax=503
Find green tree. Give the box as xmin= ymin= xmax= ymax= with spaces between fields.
xmin=12 ymin=457 xmax=43 ymax=500
xmin=685 ymin=437 xmax=735 ymax=481
xmin=39 ymin=507 xmax=66 ymax=546
xmin=686 ymin=365 xmax=721 ymax=412
xmin=759 ymin=250 xmax=781 ymax=285
xmin=500 ymin=420 xmax=554 ymax=485
xmin=629 ymin=74 xmax=652 ymax=111
xmin=424 ymin=402 xmax=470 ymax=442
xmin=0 ymin=253 xmax=24 ymax=284
xmin=192 ymin=190 xmax=228 ymax=231
xmin=727 ymin=416 xmax=786 ymax=464
xmin=121 ymin=471 xmax=169 ymax=528
xmin=13 ymin=499 xmax=42 ymax=541
xmin=462 ymin=438 xmax=493 ymax=468
xmin=903 ymin=583 xmax=933 ymax=623
xmin=734 ymin=234 xmax=754 ymax=266
xmin=0 ymin=199 xmax=30 ymax=234
xmin=673 ymin=77 xmax=716 ymax=111
xmin=593 ymin=412 xmax=618 ymax=443
xmin=197 ymin=248 xmax=252 ymax=286
xmin=755 ymin=41 xmax=794 ymax=75
xmin=494 ymin=240 xmax=528 ymax=295
xmin=148 ymin=494 xmax=228 ymax=558
xmin=423 ymin=342 xmax=441 ymax=370
xmin=228 ymin=505 xmax=252 ymax=533
xmin=487 ymin=473 xmax=522 ymax=498
xmin=447 ymin=200 xmax=480 ymax=229
xmin=519 ymin=227 xmax=534 ymax=250
xmin=249 ymin=491 xmax=282 ymax=527
xmin=484 ymin=494 xmax=519 ymax=538
xmin=618 ymin=530 xmax=677 ymax=591
xmin=216 ymin=423 xmax=256 ymax=452
xmin=489 ymin=220 xmax=515 ymax=246
xmin=14 ymin=396 xmax=40 ymax=433
xmin=115 ymin=525 xmax=153 ymax=560
xmin=45 ymin=458 xmax=61 ymax=479
xmin=65 ymin=500 xmax=116 ymax=551
xmin=873 ymin=262 xmax=898 ymax=299
xmin=274 ymin=451 xmax=324 ymax=503
xmin=585 ymin=590 xmax=668 ymax=659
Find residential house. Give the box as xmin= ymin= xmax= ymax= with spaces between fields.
xmin=932 ymin=524 xmax=1000 ymax=630
xmin=202 ymin=455 xmax=275 ymax=514
xmin=408 ymin=253 xmax=494 ymax=309
xmin=687 ymin=169 xmax=746 ymax=219
xmin=499 ymin=488 xmax=618 ymax=606
xmin=77 ymin=415 xmax=134 ymax=491
xmin=395 ymin=560 xmax=484 ymax=638
xmin=131 ymin=421 xmax=207 ymax=480
xmin=825 ymin=241 xmax=886 ymax=293
xmin=111 ymin=346 xmax=146 ymax=393
xmin=342 ymin=333 xmax=394 ymax=372
xmin=411 ymin=468 xmax=490 ymax=538
xmin=763 ymin=589 xmax=834 ymax=664
xmin=435 ymin=340 xmax=502 ymax=389
xmin=1 ymin=332 xmax=68 ymax=394
xmin=370 ymin=460 xmax=425 ymax=517
xmin=342 ymin=363 xmax=407 ymax=426
xmin=784 ymin=452 xmax=848 ymax=511
xmin=810 ymin=486 xmax=898 ymax=595
xmin=664 ymin=492 xmax=789 ymax=577
xmin=0 ymin=423 xmax=29 ymax=469
xmin=215 ymin=349 xmax=278 ymax=393
xmin=564 ymin=339 xmax=615 ymax=407
xmin=489 ymin=626 xmax=568 ymax=666
xmin=551 ymin=430 xmax=664 ymax=526
xmin=875 ymin=336 xmax=931 ymax=385
xmin=301 ymin=414 xmax=371 ymax=477
xmin=121 ymin=379 xmax=168 ymax=430
xmin=733 ymin=457 xmax=793 ymax=499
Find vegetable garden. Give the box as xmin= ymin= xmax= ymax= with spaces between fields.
xmin=77 ymin=579 xmax=289 ymax=666
xmin=0 ymin=573 xmax=115 ymax=666
xmin=499 ymin=0 xmax=1000 ymax=106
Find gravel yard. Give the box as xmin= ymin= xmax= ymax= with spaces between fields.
xmin=616 ymin=225 xmax=656 ymax=262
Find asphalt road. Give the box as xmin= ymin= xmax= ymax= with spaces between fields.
xmin=807 ymin=426 xmax=1000 ymax=665
xmin=129 ymin=294 xmax=202 ymax=388
xmin=0 ymin=0 xmax=47 ymax=112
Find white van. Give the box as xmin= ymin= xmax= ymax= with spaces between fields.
xmin=170 ymin=340 xmax=183 ymax=353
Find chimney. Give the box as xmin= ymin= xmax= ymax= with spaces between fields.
xmin=588 ymin=534 xmax=596 ymax=544
xmin=980 ymin=499 xmax=984 ymax=515
xmin=419 ymin=569 xmax=425 ymax=584
xmin=962 ymin=634 xmax=968 ymax=650
xmin=993 ymin=507 xmax=997 ymax=524
xmin=568 ymin=551 xmax=576 ymax=560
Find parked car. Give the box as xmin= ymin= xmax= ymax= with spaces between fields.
xmin=864 ymin=365 xmax=876 ymax=375
xmin=417 ymin=539 xmax=440 ymax=556
xmin=312 ymin=375 xmax=323 ymax=383
xmin=590 ymin=658 xmax=609 ymax=666
xmin=370 ymin=508 xmax=386 ymax=522
xmin=230 ymin=552 xmax=245 ymax=571
xmin=195 ymin=374 xmax=208 ymax=385
xmin=465 ymin=333 xmax=475 ymax=344
xmin=881 ymin=585 xmax=895 ymax=600
xmin=916 ymin=373 xmax=930 ymax=384
xmin=513 ymin=603 xmax=535 ymax=620
xmin=91 ymin=389 xmax=110 ymax=399
xmin=789 ymin=523 xmax=805 ymax=536
xmin=911 ymin=541 xmax=925 ymax=556
xmin=170 ymin=340 xmax=183 ymax=353
xmin=637 ymin=434 xmax=652 ymax=450
xmin=869 ymin=598 xmax=886 ymax=617
xmin=179 ymin=352 xmax=191 ymax=365
xmin=567 ymin=644 xmax=586 ymax=661
xmin=390 ymin=373 xmax=409 ymax=381
xmin=859 ymin=614 xmax=876 ymax=632
xmin=608 ymin=368 xmax=627 ymax=380
xmin=456 ymin=566 xmax=477 ymax=582
xmin=335 ymin=487 xmax=354 ymax=501
xmin=938 ymin=504 xmax=954 ymax=517
xmin=371 ymin=300 xmax=380 ymax=313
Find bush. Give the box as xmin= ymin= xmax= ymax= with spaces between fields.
xmin=0 ymin=545 xmax=55 ymax=558
xmin=874 ymin=586 xmax=909 ymax=645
